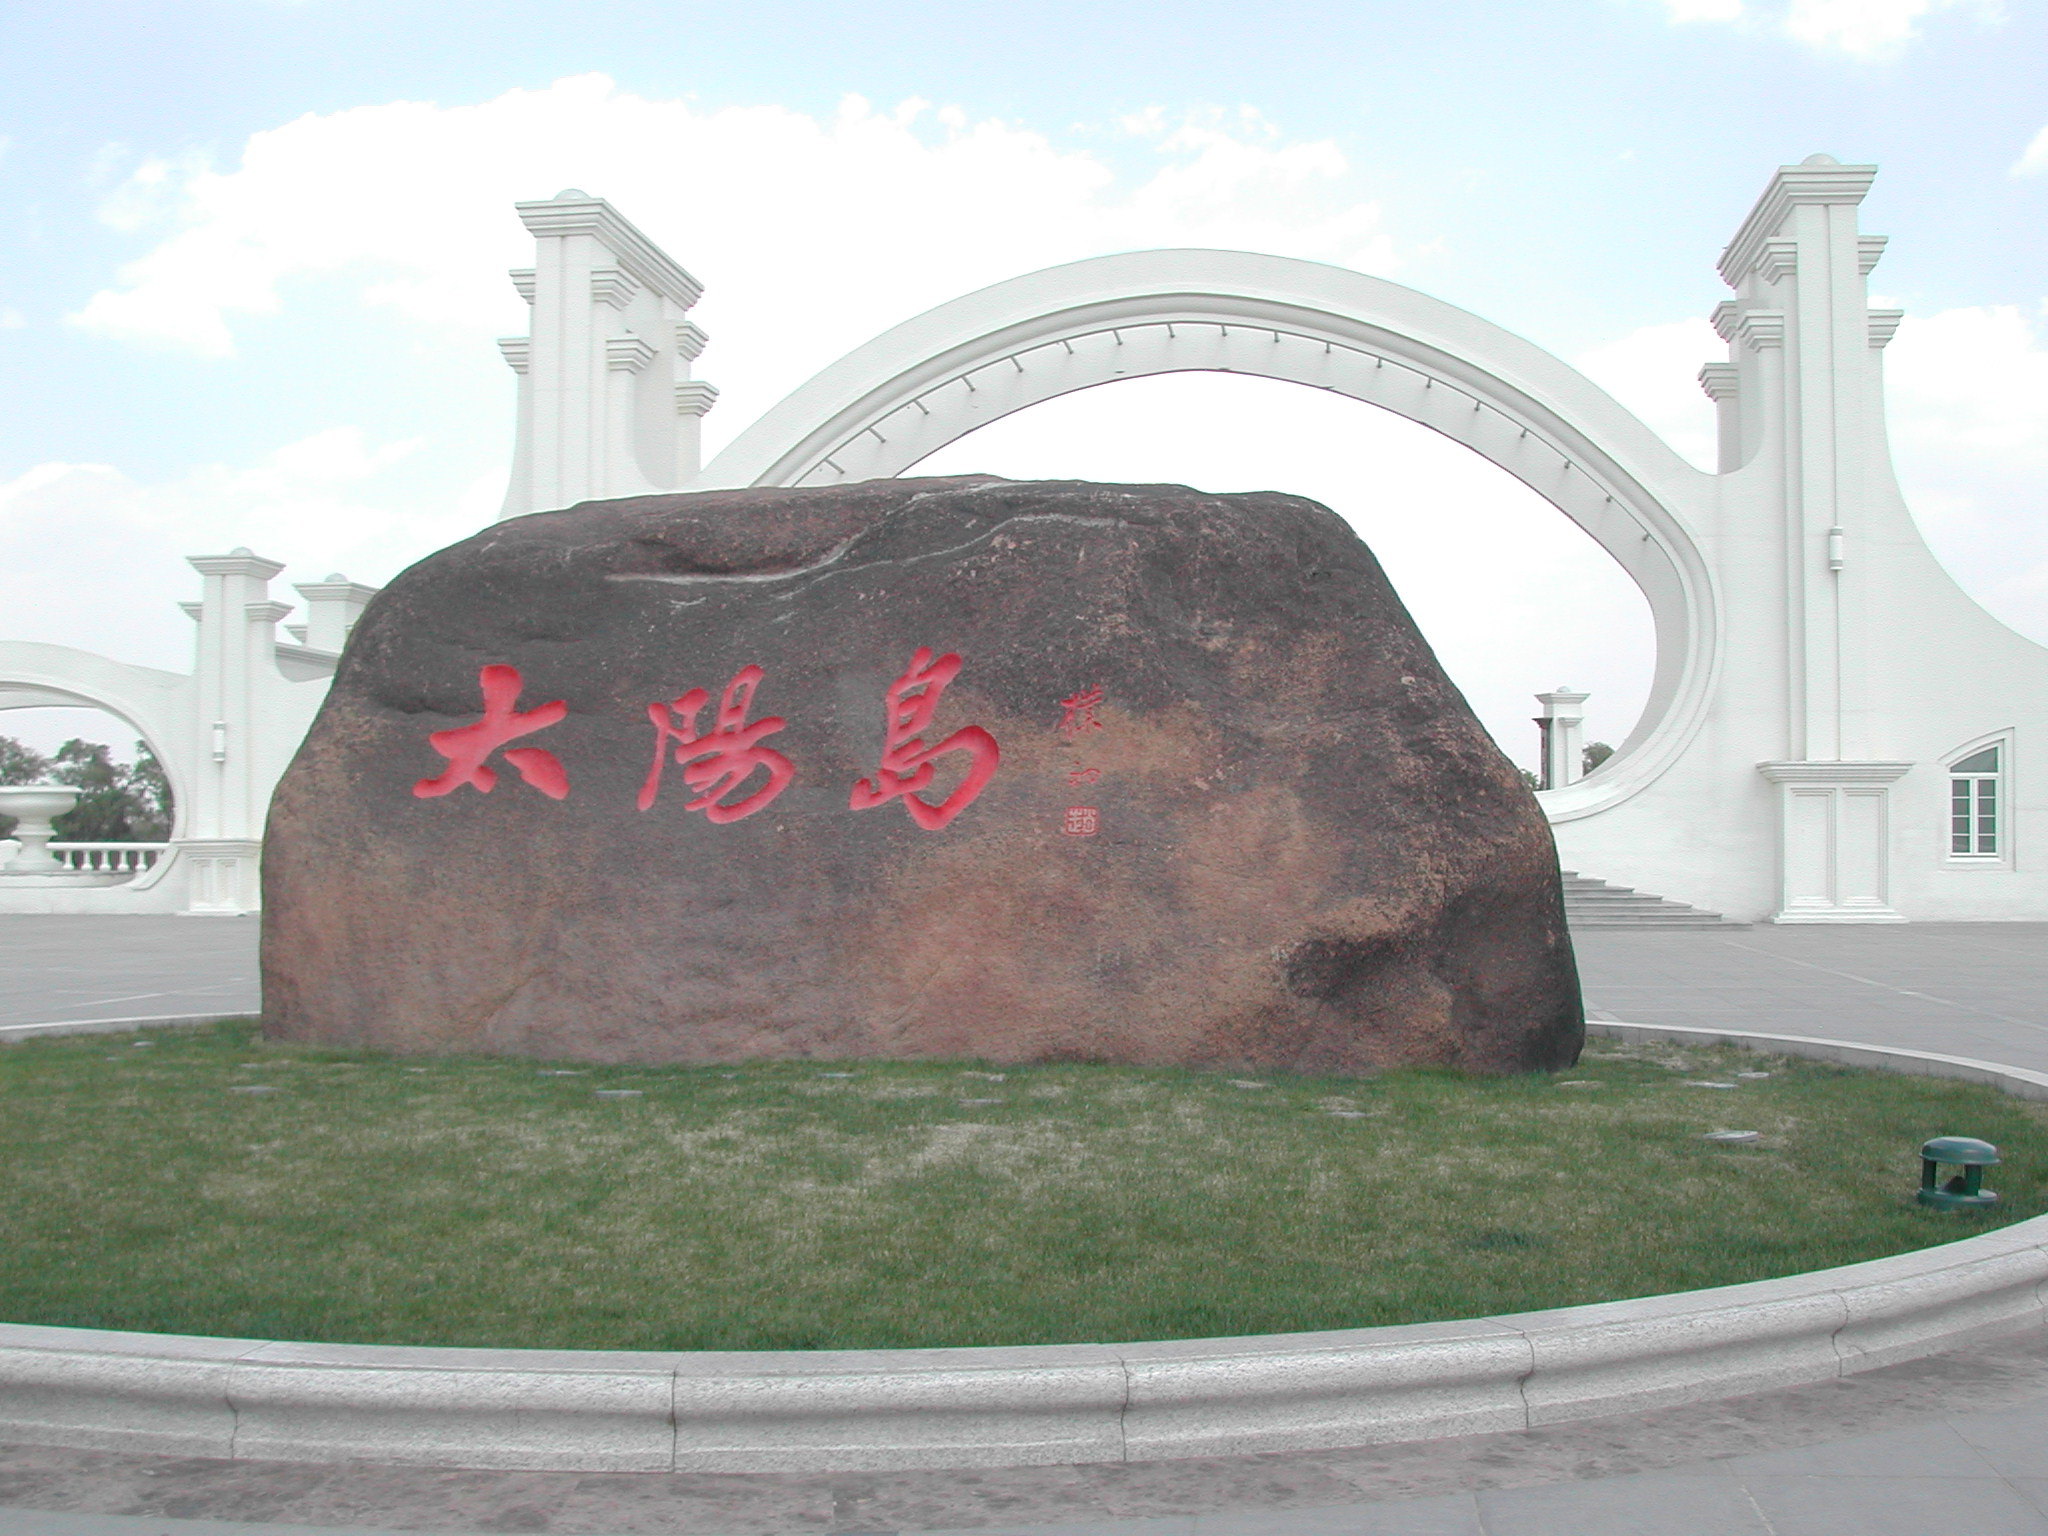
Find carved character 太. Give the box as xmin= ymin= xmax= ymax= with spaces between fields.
xmin=414 ymin=664 xmax=570 ymax=800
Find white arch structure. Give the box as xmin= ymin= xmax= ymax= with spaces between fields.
xmin=11 ymin=157 xmax=2046 ymax=921
xmin=0 ymin=645 xmax=191 ymax=816
xmin=0 ymin=558 xmax=374 ymax=914
xmin=494 ymin=160 xmax=2048 ymax=923
xmin=693 ymin=248 xmax=1717 ymax=826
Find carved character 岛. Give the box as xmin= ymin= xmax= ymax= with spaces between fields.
xmin=849 ymin=647 xmax=1000 ymax=830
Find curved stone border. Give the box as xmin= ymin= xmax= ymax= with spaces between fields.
xmin=2 ymin=1021 xmax=2045 ymax=1474
xmin=0 ymin=1013 xmax=252 ymax=1043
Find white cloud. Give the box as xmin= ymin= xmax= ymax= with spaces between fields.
xmin=1783 ymin=0 xmax=1960 ymax=56
xmin=0 ymin=427 xmax=480 ymax=672
xmin=2015 ymin=123 xmax=2048 ymax=176
xmin=0 ymin=308 xmax=23 ymax=330
xmin=71 ymin=74 xmax=1399 ymax=420
xmin=1574 ymin=317 xmax=1721 ymax=472
xmin=93 ymin=149 xmax=210 ymax=235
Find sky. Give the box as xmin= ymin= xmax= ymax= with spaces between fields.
xmin=2 ymin=0 xmax=2044 ymax=769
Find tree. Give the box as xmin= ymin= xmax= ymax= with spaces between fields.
xmin=0 ymin=735 xmax=173 ymax=843
xmin=49 ymin=738 xmax=176 ymax=841
xmin=126 ymin=742 xmax=173 ymax=838
xmin=0 ymin=735 xmax=52 ymax=839
xmin=49 ymin=740 xmax=132 ymax=841
xmin=0 ymin=735 xmax=49 ymax=787
xmin=1582 ymin=741 xmax=1614 ymax=774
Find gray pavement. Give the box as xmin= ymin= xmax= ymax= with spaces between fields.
xmin=1575 ymin=922 xmax=2048 ymax=1074
xmin=2 ymin=916 xmax=2046 ymax=1535
xmin=0 ymin=915 xmax=258 ymax=1028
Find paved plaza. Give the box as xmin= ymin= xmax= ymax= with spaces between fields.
xmin=0 ymin=916 xmax=259 ymax=1033
xmin=3 ymin=916 xmax=2047 ymax=1534
xmin=11 ymin=917 xmax=2048 ymax=1069
xmin=1577 ymin=922 xmax=2048 ymax=1075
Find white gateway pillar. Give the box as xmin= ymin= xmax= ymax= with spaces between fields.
xmin=178 ymin=549 xmax=289 ymax=914
xmin=1708 ymin=156 xmax=1914 ymax=922
xmin=498 ymin=191 xmax=717 ymax=518
xmin=289 ymin=575 xmax=379 ymax=654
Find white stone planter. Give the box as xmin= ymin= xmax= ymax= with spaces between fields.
xmin=0 ymin=784 xmax=79 ymax=873
xmin=0 ymin=787 xmax=132 ymax=890
xmin=0 ymin=1020 xmax=2042 ymax=1473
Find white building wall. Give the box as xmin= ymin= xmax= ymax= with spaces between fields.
xmin=1549 ymin=156 xmax=2048 ymax=923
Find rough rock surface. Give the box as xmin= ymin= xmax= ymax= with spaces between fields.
xmin=263 ymin=477 xmax=1582 ymax=1073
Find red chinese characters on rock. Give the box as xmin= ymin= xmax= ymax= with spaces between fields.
xmin=1059 ymin=682 xmax=1107 ymax=836
xmin=413 ymin=664 xmax=570 ymax=801
xmin=415 ymin=650 xmax=1000 ymax=829
xmin=638 ymin=664 xmax=794 ymax=823
xmin=849 ymin=647 xmax=1001 ymax=830
xmin=1058 ymin=685 xmax=1104 ymax=739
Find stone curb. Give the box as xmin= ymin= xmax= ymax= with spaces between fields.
xmin=0 ymin=1013 xmax=254 ymax=1042
xmin=1 ymin=1021 xmax=2043 ymax=1473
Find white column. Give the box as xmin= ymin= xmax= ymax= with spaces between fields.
xmin=1711 ymin=158 xmax=1921 ymax=924
xmin=179 ymin=549 xmax=288 ymax=915
xmin=673 ymin=320 xmax=718 ymax=485
xmin=1698 ymin=361 xmax=1740 ymax=475
xmin=497 ymin=191 xmax=713 ymax=518
xmin=499 ymin=331 xmax=533 ymax=514
xmin=290 ymin=575 xmax=380 ymax=654
xmin=605 ymin=334 xmax=657 ymax=498
xmin=1713 ymin=155 xmax=1888 ymax=764
xmin=1534 ymin=688 xmax=1588 ymax=790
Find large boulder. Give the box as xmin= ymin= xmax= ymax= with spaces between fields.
xmin=262 ymin=477 xmax=1582 ymax=1073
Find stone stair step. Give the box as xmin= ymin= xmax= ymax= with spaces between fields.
xmin=1556 ymin=870 xmax=1748 ymax=928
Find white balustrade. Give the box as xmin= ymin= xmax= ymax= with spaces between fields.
xmin=46 ymin=843 xmax=168 ymax=875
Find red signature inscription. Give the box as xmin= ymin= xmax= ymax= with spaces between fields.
xmin=1058 ymin=685 xmax=1104 ymax=739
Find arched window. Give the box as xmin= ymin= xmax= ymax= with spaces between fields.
xmin=1949 ymin=744 xmax=2004 ymax=860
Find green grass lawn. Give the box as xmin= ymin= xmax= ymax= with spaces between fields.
xmin=0 ymin=1020 xmax=2040 ymax=1352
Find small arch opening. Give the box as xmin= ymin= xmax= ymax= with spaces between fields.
xmin=0 ymin=706 xmax=176 ymax=857
xmin=912 ymin=371 xmax=1655 ymax=781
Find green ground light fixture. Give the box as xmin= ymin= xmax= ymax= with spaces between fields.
xmin=1918 ymin=1136 xmax=2000 ymax=1211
